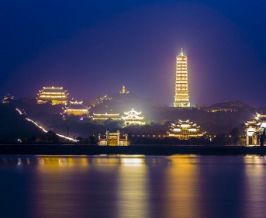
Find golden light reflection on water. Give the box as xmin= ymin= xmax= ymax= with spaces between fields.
xmin=120 ymin=156 xmax=145 ymax=167
xmin=244 ymin=155 xmax=266 ymax=218
xmin=118 ymin=156 xmax=150 ymax=218
xmin=4 ymin=155 xmax=266 ymax=218
xmin=165 ymin=155 xmax=199 ymax=218
xmin=37 ymin=156 xmax=89 ymax=172
xmin=20 ymin=155 xmax=201 ymax=218
xmin=244 ymin=155 xmax=266 ymax=176
xmin=32 ymin=155 xmax=150 ymax=218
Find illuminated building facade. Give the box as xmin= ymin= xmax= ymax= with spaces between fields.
xmin=37 ymin=86 xmax=69 ymax=105
xmin=122 ymin=108 xmax=146 ymax=126
xmin=173 ymin=49 xmax=191 ymax=108
xmin=168 ymin=120 xmax=205 ymax=140
xmin=98 ymin=130 xmax=129 ymax=146
xmin=120 ymin=85 xmax=130 ymax=95
xmin=92 ymin=112 xmax=121 ymax=121
xmin=64 ymin=101 xmax=89 ymax=117
xmin=245 ymin=113 xmax=266 ymax=145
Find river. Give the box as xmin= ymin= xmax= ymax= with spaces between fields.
xmin=0 ymin=155 xmax=265 ymax=218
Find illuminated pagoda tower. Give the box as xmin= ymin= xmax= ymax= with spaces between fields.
xmin=168 ymin=120 xmax=205 ymax=140
xmin=245 ymin=113 xmax=266 ymax=146
xmin=64 ymin=100 xmax=89 ymax=117
xmin=37 ymin=86 xmax=69 ymax=105
xmin=173 ymin=48 xmax=191 ymax=108
xmin=122 ymin=108 xmax=145 ymax=126
xmin=120 ymin=85 xmax=130 ymax=95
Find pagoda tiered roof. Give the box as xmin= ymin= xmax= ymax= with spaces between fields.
xmin=122 ymin=108 xmax=145 ymax=126
xmin=245 ymin=113 xmax=266 ymax=145
xmin=37 ymin=86 xmax=69 ymax=105
xmin=168 ymin=120 xmax=205 ymax=140
xmin=92 ymin=112 xmax=121 ymax=121
xmin=64 ymin=100 xmax=89 ymax=116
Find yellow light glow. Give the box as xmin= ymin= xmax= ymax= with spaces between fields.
xmin=173 ymin=49 xmax=191 ymax=108
xmin=98 ymin=130 xmax=129 ymax=146
xmin=168 ymin=120 xmax=205 ymax=140
xmin=245 ymin=113 xmax=266 ymax=145
xmin=16 ymin=107 xmax=78 ymax=142
xmin=122 ymin=108 xmax=145 ymax=126
xmin=36 ymin=86 xmax=69 ymax=105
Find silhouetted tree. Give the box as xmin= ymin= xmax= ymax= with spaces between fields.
xmin=260 ymin=128 xmax=266 ymax=146
xmin=40 ymin=131 xmax=60 ymax=144
xmin=230 ymin=128 xmax=240 ymax=145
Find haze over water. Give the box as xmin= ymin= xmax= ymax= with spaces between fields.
xmin=0 ymin=155 xmax=266 ymax=218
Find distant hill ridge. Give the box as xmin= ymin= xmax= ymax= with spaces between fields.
xmin=208 ymin=101 xmax=252 ymax=109
xmin=0 ymin=105 xmax=42 ymax=142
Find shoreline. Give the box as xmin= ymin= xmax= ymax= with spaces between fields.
xmin=0 ymin=144 xmax=265 ymax=155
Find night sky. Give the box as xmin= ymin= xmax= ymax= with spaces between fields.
xmin=1 ymin=0 xmax=266 ymax=106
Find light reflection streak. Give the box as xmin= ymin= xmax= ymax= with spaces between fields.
xmin=36 ymin=156 xmax=89 ymax=172
xmin=165 ymin=155 xmax=199 ymax=218
xmin=32 ymin=156 xmax=89 ymax=218
xmin=3 ymin=155 xmax=266 ymax=218
xmin=118 ymin=157 xmax=150 ymax=218
xmin=88 ymin=155 xmax=145 ymax=169
xmin=121 ymin=156 xmax=144 ymax=167
xmin=244 ymin=155 xmax=266 ymax=218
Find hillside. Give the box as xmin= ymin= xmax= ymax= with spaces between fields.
xmin=5 ymin=97 xmax=259 ymax=141
xmin=0 ymin=105 xmax=42 ymax=143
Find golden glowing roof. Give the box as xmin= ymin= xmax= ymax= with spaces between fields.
xmin=93 ymin=112 xmax=120 ymax=117
xmin=246 ymin=113 xmax=266 ymax=129
xmin=122 ymin=109 xmax=145 ymax=126
xmin=37 ymin=86 xmax=69 ymax=105
xmin=92 ymin=112 xmax=121 ymax=121
xmin=42 ymin=86 xmax=64 ymax=90
xmin=69 ymin=100 xmax=83 ymax=105
xmin=38 ymin=86 xmax=68 ymax=94
xmin=168 ymin=120 xmax=205 ymax=139
xmin=122 ymin=109 xmax=144 ymax=120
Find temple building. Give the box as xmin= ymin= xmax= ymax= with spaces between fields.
xmin=120 ymin=85 xmax=130 ymax=95
xmin=173 ymin=49 xmax=191 ymax=108
xmin=2 ymin=94 xmax=14 ymax=104
xmin=245 ymin=113 xmax=266 ymax=145
xmin=98 ymin=130 xmax=129 ymax=146
xmin=168 ymin=120 xmax=206 ymax=140
xmin=92 ymin=112 xmax=121 ymax=121
xmin=122 ymin=108 xmax=145 ymax=126
xmin=37 ymin=86 xmax=69 ymax=105
xmin=64 ymin=100 xmax=89 ymax=117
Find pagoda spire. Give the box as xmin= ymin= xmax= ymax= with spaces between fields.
xmin=180 ymin=48 xmax=184 ymax=56
xmin=120 ymin=85 xmax=129 ymax=94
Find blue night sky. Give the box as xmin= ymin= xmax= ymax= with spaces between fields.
xmin=1 ymin=0 xmax=266 ymax=106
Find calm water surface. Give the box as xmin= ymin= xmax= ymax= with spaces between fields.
xmin=0 ymin=155 xmax=266 ymax=218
